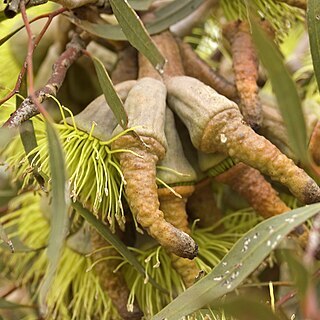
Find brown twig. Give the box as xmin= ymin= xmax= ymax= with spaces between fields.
xmin=0 ymin=7 xmax=67 ymax=106
xmin=176 ymin=39 xmax=238 ymax=101
xmin=276 ymin=290 xmax=297 ymax=308
xmin=3 ymin=32 xmax=89 ymax=128
xmin=19 ymin=0 xmax=53 ymax=122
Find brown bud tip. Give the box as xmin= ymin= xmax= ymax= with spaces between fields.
xmin=303 ymin=179 xmax=320 ymax=204
xmin=166 ymin=229 xmax=198 ymax=259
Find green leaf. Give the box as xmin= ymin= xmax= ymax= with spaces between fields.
xmin=147 ymin=0 xmax=204 ymax=34
xmin=307 ymin=0 xmax=320 ymax=92
xmin=73 ymin=201 xmax=168 ymax=294
xmin=17 ymin=80 xmax=45 ymax=188
xmin=153 ymin=203 xmax=320 ymax=320
xmin=19 ymin=121 xmax=46 ymax=187
xmin=39 ymin=121 xmax=69 ymax=314
xmin=128 ymin=0 xmax=154 ymax=11
xmin=92 ymin=56 xmax=128 ymax=129
xmin=69 ymin=0 xmax=205 ymax=41
xmin=0 ymin=297 xmax=34 ymax=309
xmin=0 ymin=23 xmax=24 ymax=46
xmin=109 ymin=0 xmax=166 ymax=71
xmin=19 ymin=119 xmax=42 ymax=165
xmin=67 ymin=18 xmax=125 ymax=40
xmin=250 ymin=17 xmax=308 ymax=165
xmin=218 ymin=297 xmax=284 ymax=320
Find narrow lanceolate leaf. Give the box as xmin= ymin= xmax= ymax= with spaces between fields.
xmin=39 ymin=121 xmax=69 ymax=314
xmin=147 ymin=0 xmax=205 ymax=34
xmin=73 ymin=201 xmax=168 ymax=294
xmin=153 ymin=203 xmax=320 ymax=320
xmin=109 ymin=0 xmax=166 ymax=71
xmin=67 ymin=16 xmax=127 ymax=41
xmin=0 ymin=297 xmax=34 ymax=309
xmin=92 ymin=56 xmax=128 ymax=129
xmin=17 ymin=80 xmax=45 ymax=188
xmin=128 ymin=0 xmax=154 ymax=11
xmin=19 ymin=122 xmax=45 ymax=187
xmin=250 ymin=18 xmax=308 ymax=165
xmin=19 ymin=119 xmax=40 ymax=164
xmin=69 ymin=0 xmax=205 ymax=41
xmin=218 ymin=297 xmax=284 ymax=320
xmin=0 ymin=24 xmax=24 ymax=46
xmin=307 ymin=0 xmax=320 ymax=92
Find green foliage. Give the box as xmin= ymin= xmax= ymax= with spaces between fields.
xmin=307 ymin=0 xmax=320 ymax=93
xmin=250 ymin=15 xmax=309 ymax=165
xmin=0 ymin=192 xmax=119 ymax=319
xmin=154 ymin=204 xmax=320 ymax=319
xmin=69 ymin=0 xmax=205 ymax=41
xmin=39 ymin=120 xmax=69 ymax=314
xmin=1 ymin=103 xmax=128 ymax=232
xmin=109 ymin=0 xmax=166 ymax=71
xmin=0 ymin=3 xmax=54 ymax=99
xmin=124 ymin=210 xmax=260 ymax=318
xmin=73 ymin=201 xmax=166 ymax=293
xmin=92 ymin=56 xmax=128 ymax=128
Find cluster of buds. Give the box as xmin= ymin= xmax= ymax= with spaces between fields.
xmin=1 ymin=7 xmax=319 ymax=317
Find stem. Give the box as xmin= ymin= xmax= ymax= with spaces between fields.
xmin=0 ymin=7 xmax=67 ymax=106
xmin=177 ymin=39 xmax=238 ymax=100
xmin=3 ymin=32 xmax=89 ymax=128
xmin=276 ymin=290 xmax=297 ymax=308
